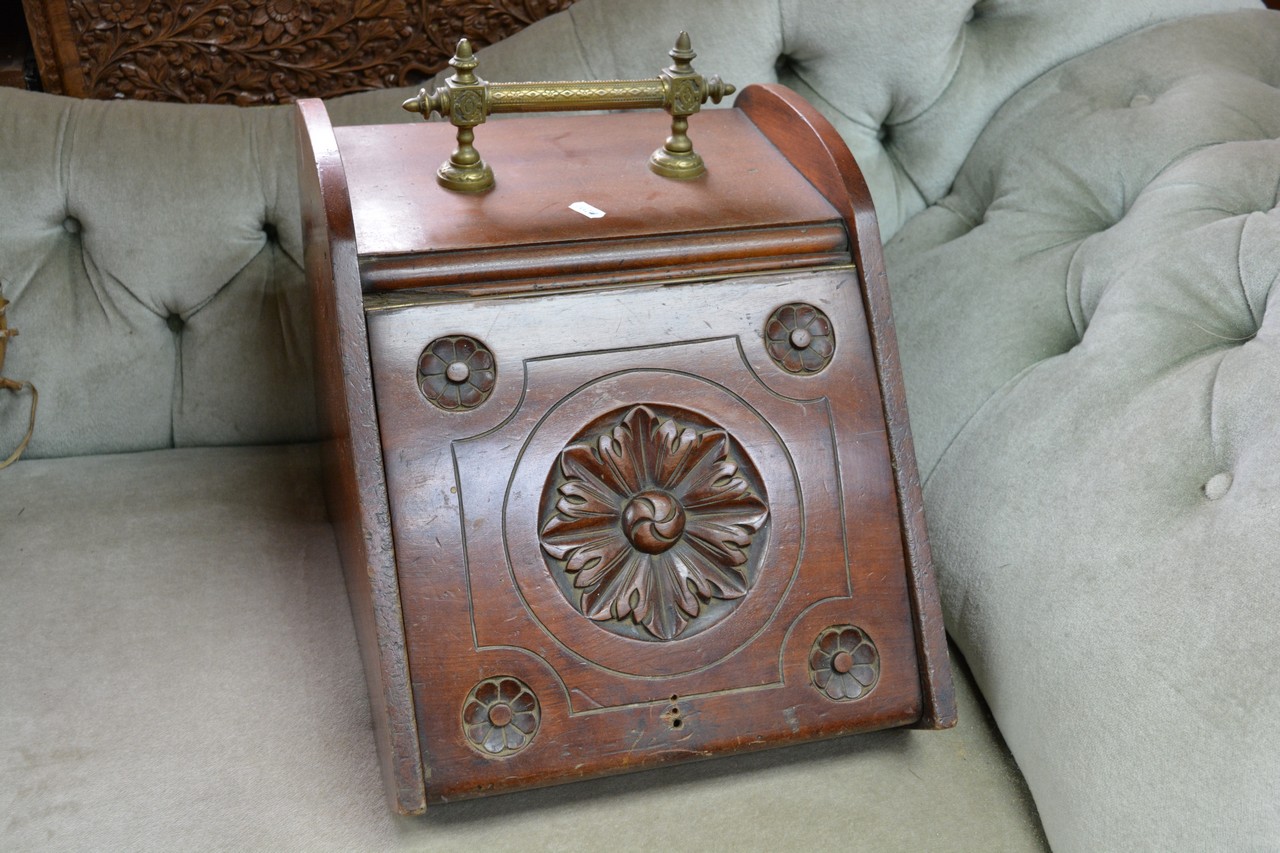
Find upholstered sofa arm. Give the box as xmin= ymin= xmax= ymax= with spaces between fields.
xmin=885 ymin=10 xmax=1280 ymax=849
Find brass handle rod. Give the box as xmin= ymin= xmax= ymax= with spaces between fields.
xmin=401 ymin=32 xmax=735 ymax=192
xmin=487 ymin=80 xmax=667 ymax=114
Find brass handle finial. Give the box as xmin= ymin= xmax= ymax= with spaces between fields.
xmin=402 ymin=32 xmax=735 ymax=192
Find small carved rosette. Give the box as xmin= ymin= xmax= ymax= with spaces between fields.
xmin=765 ymin=303 xmax=835 ymax=374
xmin=539 ymin=405 xmax=769 ymax=641
xmin=418 ymin=335 xmax=496 ymax=411
xmin=809 ymin=625 xmax=880 ymax=701
xmin=462 ymin=676 xmax=540 ymax=757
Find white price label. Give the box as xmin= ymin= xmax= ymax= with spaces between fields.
xmin=569 ymin=201 xmax=606 ymax=219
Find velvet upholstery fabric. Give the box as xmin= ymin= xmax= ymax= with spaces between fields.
xmin=885 ymin=12 xmax=1280 ymax=850
xmin=0 ymin=445 xmax=1046 ymax=851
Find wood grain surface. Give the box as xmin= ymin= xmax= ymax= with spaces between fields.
xmin=297 ymin=99 xmax=426 ymax=814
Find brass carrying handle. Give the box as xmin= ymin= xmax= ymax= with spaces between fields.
xmin=402 ymin=32 xmax=735 ymax=192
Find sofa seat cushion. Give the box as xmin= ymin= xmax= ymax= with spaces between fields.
xmin=0 ymin=444 xmax=1046 ymax=850
xmin=884 ymin=10 xmax=1280 ymax=851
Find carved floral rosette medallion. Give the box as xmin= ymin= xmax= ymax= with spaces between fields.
xmin=539 ymin=405 xmax=769 ymax=641
xmin=765 ymin=303 xmax=835 ymax=374
xmin=418 ymin=335 xmax=495 ymax=411
xmin=462 ymin=676 xmax=540 ymax=757
xmin=809 ymin=625 xmax=880 ymax=701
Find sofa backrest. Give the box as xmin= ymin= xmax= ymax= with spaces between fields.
xmin=0 ymin=88 xmax=411 ymax=459
xmin=0 ymin=0 xmax=1255 ymax=459
xmin=456 ymin=0 xmax=1257 ymax=240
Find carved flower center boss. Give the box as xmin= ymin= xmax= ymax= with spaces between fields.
xmin=539 ymin=406 xmax=769 ymax=641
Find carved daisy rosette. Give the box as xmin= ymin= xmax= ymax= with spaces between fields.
xmin=83 ymin=0 xmax=147 ymax=26
xmin=809 ymin=625 xmax=880 ymax=701
xmin=250 ymin=0 xmax=314 ymax=42
xmin=765 ymin=303 xmax=835 ymax=374
xmin=461 ymin=676 xmax=540 ymax=757
xmin=418 ymin=335 xmax=496 ymax=411
xmin=539 ymin=405 xmax=769 ymax=641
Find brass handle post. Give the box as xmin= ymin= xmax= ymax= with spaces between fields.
xmin=402 ymin=32 xmax=735 ymax=192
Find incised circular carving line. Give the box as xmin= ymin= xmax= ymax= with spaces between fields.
xmin=503 ymin=369 xmax=802 ymax=678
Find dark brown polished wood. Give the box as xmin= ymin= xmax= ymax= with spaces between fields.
xmin=298 ymin=83 xmax=954 ymax=811
xmin=20 ymin=0 xmax=574 ymax=102
xmin=296 ymin=99 xmax=426 ymax=814
xmin=339 ymin=109 xmax=850 ymax=295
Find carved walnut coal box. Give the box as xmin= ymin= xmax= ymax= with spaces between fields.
xmin=297 ymin=78 xmax=955 ymax=812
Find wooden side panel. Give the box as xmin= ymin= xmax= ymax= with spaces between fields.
xmin=295 ymin=99 xmax=426 ymax=813
xmin=737 ymin=83 xmax=957 ymax=729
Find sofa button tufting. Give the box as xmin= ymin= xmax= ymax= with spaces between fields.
xmin=62 ymin=216 xmax=81 ymax=234
xmin=1129 ymin=93 xmax=1153 ymax=108
xmin=1204 ymin=472 xmax=1233 ymax=501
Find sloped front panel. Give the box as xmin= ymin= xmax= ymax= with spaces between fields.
xmin=366 ymin=268 xmax=922 ymax=801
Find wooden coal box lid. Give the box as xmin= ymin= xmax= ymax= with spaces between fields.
xmin=334 ymin=108 xmax=851 ymax=297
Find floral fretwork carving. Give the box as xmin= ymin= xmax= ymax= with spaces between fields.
xmin=58 ymin=0 xmax=576 ymax=104
xmin=539 ymin=405 xmax=769 ymax=641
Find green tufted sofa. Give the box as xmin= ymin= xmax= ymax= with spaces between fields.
xmin=3 ymin=1 xmax=1277 ymax=850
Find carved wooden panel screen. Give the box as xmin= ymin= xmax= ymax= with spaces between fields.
xmin=19 ymin=0 xmax=575 ymax=104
